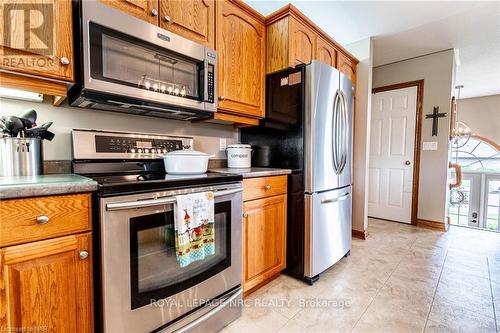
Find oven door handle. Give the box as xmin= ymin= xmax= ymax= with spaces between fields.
xmin=170 ymin=288 xmax=242 ymax=333
xmin=105 ymin=188 xmax=243 ymax=211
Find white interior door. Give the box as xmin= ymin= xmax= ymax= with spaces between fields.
xmin=368 ymin=86 xmax=417 ymax=223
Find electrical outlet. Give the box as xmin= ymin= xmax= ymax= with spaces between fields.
xmin=422 ymin=141 xmax=438 ymax=151
xmin=219 ymin=138 xmax=227 ymax=151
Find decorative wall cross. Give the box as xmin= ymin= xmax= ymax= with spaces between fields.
xmin=425 ymin=106 xmax=447 ymax=136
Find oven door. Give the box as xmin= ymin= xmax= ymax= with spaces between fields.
xmin=80 ymin=1 xmax=216 ymax=113
xmin=100 ymin=185 xmax=242 ymax=333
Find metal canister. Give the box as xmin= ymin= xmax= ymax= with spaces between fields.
xmin=0 ymin=137 xmax=43 ymax=176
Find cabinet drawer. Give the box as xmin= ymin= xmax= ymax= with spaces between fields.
xmin=0 ymin=193 xmax=92 ymax=247
xmin=243 ymin=175 xmax=287 ymax=201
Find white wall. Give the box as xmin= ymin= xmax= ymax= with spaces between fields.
xmin=346 ymin=37 xmax=373 ymax=233
xmin=0 ymin=98 xmax=239 ymax=160
xmin=458 ymin=94 xmax=500 ymax=145
xmin=372 ymin=50 xmax=455 ymax=224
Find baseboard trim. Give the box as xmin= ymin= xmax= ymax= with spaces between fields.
xmin=417 ymin=218 xmax=449 ymax=232
xmin=352 ymin=229 xmax=368 ymax=240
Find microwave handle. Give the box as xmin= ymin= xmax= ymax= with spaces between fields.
xmin=203 ymin=59 xmax=209 ymax=102
xmin=106 ymin=187 xmax=242 ymax=211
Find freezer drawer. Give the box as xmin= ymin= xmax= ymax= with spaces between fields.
xmin=304 ymin=186 xmax=352 ymax=278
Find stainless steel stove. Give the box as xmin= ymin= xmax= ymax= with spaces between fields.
xmin=72 ymin=129 xmax=243 ymax=333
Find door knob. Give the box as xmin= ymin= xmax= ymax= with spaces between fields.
xmin=60 ymin=57 xmax=70 ymax=65
xmin=79 ymin=251 xmax=89 ymax=260
xmin=162 ymin=15 xmax=171 ymax=22
xmin=151 ymin=9 xmax=158 ymax=16
xmin=405 ymin=160 xmax=411 ymax=166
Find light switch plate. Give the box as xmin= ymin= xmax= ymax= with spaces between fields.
xmin=422 ymin=141 xmax=438 ymax=150
xmin=219 ymin=138 xmax=227 ymax=151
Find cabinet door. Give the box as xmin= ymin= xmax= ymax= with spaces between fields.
xmin=289 ymin=18 xmax=316 ymax=67
xmin=0 ymin=0 xmax=73 ymax=81
xmin=337 ymin=52 xmax=356 ymax=84
xmin=98 ymin=0 xmax=159 ymax=25
xmin=216 ymin=0 xmax=265 ymax=118
xmin=315 ymin=37 xmax=337 ymax=68
xmin=0 ymin=233 xmax=93 ymax=333
xmin=159 ymin=0 xmax=214 ymax=48
xmin=243 ymin=194 xmax=287 ymax=292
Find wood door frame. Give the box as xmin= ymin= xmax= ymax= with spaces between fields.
xmin=372 ymin=80 xmax=424 ymax=226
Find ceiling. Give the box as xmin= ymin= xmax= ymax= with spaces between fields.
xmin=245 ymin=1 xmax=500 ymax=98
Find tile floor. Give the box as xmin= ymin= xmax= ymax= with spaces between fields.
xmin=220 ymin=218 xmax=500 ymax=333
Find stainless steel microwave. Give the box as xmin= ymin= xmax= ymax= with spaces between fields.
xmin=69 ymin=1 xmax=217 ymax=121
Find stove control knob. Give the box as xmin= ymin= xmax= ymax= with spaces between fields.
xmin=163 ymin=149 xmax=168 ymax=153
xmin=144 ymin=149 xmax=149 ymax=153
xmin=157 ymin=149 xmax=162 ymax=154
xmin=137 ymin=148 xmax=143 ymax=153
xmin=130 ymin=148 xmax=136 ymax=153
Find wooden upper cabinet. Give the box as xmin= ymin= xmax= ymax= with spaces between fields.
xmin=289 ymin=18 xmax=315 ymax=67
xmin=98 ymin=0 xmax=159 ymax=25
xmin=337 ymin=52 xmax=357 ymax=84
xmin=159 ymin=0 xmax=215 ymax=48
xmin=216 ymin=0 xmax=265 ymax=118
xmin=0 ymin=233 xmax=93 ymax=333
xmin=265 ymin=4 xmax=358 ymax=80
xmin=315 ymin=37 xmax=337 ymax=68
xmin=0 ymin=0 xmax=73 ymax=81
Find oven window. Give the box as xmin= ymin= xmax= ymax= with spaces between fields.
xmin=130 ymin=202 xmax=231 ymax=309
xmin=89 ymin=22 xmax=203 ymax=101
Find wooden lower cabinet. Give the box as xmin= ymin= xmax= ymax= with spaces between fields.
xmin=242 ymin=193 xmax=287 ymax=294
xmin=0 ymin=232 xmax=93 ymax=333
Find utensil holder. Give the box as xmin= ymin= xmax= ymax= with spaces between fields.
xmin=0 ymin=137 xmax=43 ymax=176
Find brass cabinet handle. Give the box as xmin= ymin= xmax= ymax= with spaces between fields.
xmin=60 ymin=57 xmax=70 ymax=65
xmin=219 ymin=96 xmax=225 ymax=101
xmin=243 ymin=212 xmax=248 ymax=218
xmin=151 ymin=9 xmax=158 ymax=16
xmin=162 ymin=15 xmax=171 ymax=22
xmin=79 ymin=251 xmax=89 ymax=260
xmin=263 ymin=185 xmax=271 ymax=191
xmin=36 ymin=215 xmax=49 ymax=224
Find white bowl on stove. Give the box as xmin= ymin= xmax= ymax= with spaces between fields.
xmin=161 ymin=150 xmax=214 ymax=175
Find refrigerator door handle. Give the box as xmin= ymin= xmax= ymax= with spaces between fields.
xmin=320 ymin=192 xmax=350 ymax=204
xmin=338 ymin=90 xmax=349 ymax=174
xmin=332 ymin=90 xmax=342 ymax=175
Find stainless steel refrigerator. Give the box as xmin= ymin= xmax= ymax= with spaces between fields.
xmin=241 ymin=60 xmax=354 ymax=284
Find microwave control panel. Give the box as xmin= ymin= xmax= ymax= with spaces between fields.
xmin=207 ymin=63 xmax=214 ymax=103
xmin=95 ymin=135 xmax=183 ymax=154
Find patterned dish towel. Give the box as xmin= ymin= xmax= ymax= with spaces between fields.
xmin=174 ymin=192 xmax=215 ymax=267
